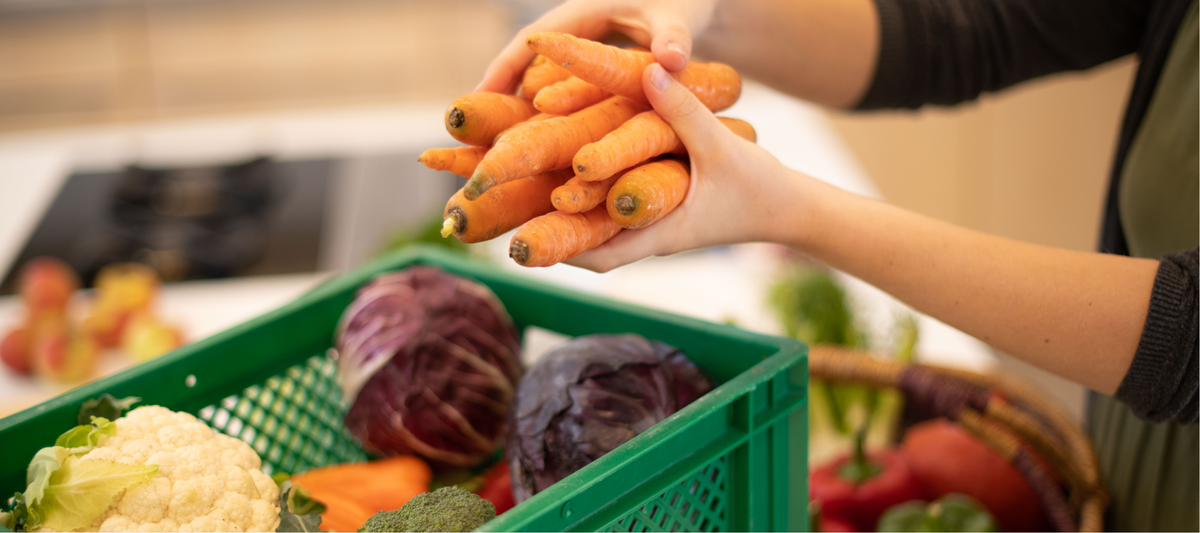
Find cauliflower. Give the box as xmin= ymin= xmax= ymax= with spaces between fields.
xmin=69 ymin=406 xmax=281 ymax=533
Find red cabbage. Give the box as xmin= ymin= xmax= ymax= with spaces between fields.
xmin=335 ymin=266 xmax=522 ymax=467
xmin=506 ymin=334 xmax=714 ymax=502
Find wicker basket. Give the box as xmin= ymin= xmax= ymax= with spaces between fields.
xmin=809 ymin=346 xmax=1107 ymax=532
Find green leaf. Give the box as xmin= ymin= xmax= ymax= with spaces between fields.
xmin=54 ymin=418 xmax=116 ymax=451
xmin=30 ymin=456 xmax=156 ymax=532
xmin=77 ymin=395 xmax=140 ymax=426
xmin=277 ymin=481 xmax=323 ymax=533
xmin=3 ymin=492 xmax=29 ymax=531
xmin=25 ymin=447 xmax=71 ymax=505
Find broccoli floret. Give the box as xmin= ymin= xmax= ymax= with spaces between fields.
xmin=358 ymin=486 xmax=496 ymax=532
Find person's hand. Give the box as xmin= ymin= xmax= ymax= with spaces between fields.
xmin=476 ymin=0 xmax=719 ymax=94
xmin=566 ymin=63 xmax=817 ymax=272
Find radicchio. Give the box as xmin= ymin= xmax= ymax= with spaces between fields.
xmin=335 ymin=266 xmax=522 ymax=467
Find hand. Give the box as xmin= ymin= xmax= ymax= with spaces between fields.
xmin=476 ymin=0 xmax=719 ymax=94
xmin=567 ymin=63 xmax=817 ymax=272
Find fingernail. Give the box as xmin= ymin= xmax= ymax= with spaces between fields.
xmin=650 ymin=65 xmax=671 ymax=92
xmin=666 ymin=42 xmax=685 ymax=56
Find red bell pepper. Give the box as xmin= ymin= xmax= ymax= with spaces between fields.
xmin=810 ymin=435 xmax=925 ymax=532
xmin=476 ymin=461 xmax=516 ymax=514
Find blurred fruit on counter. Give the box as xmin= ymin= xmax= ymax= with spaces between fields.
xmin=0 ymin=257 xmax=185 ymax=383
xmin=122 ymin=312 xmax=185 ymax=362
xmin=84 ymin=263 xmax=162 ymax=349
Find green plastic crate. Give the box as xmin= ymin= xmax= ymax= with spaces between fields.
xmin=0 ymin=246 xmax=808 ymax=532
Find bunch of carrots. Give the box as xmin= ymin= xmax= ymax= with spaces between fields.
xmin=420 ymin=32 xmax=756 ymax=267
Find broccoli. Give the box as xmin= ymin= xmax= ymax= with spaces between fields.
xmin=357 ymin=486 xmax=496 ymax=532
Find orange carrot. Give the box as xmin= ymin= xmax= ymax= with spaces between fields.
xmin=607 ymin=158 xmax=691 ymax=229
xmin=418 ymin=146 xmax=489 ymax=178
xmin=464 ymin=95 xmax=646 ymax=200
xmin=509 ymin=206 xmax=621 ymax=267
xmin=445 ymin=93 xmax=538 ymax=146
xmin=526 ymin=32 xmax=741 ymax=111
xmin=551 ymin=172 xmax=624 ymax=213
xmin=522 ymin=55 xmax=573 ymax=98
xmin=443 ymin=168 xmax=572 ymax=243
xmin=573 ymin=112 xmax=756 ymax=181
xmin=291 ymin=455 xmax=432 ymax=532
xmin=533 ymin=77 xmax=612 ymax=115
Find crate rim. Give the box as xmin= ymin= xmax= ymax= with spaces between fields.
xmin=0 ymin=245 xmax=803 ymax=432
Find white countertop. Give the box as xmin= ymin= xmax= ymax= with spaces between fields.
xmin=0 ymin=82 xmax=1016 ymax=420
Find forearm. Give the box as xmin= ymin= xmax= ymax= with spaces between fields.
xmin=779 ymin=175 xmax=1159 ymax=393
xmin=694 ymin=0 xmax=879 ymax=108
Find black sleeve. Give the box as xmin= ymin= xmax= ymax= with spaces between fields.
xmin=1114 ymin=248 xmax=1199 ymax=424
xmin=857 ymin=0 xmax=1151 ymax=110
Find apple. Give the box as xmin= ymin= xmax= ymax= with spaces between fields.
xmin=0 ymin=327 xmax=31 ymax=375
xmin=122 ymin=313 xmax=185 ymax=362
xmin=87 ymin=263 xmax=161 ymax=348
xmin=18 ymin=257 xmax=79 ymax=315
xmin=32 ymin=328 xmax=97 ymax=383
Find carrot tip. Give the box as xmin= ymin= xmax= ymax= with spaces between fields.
xmin=509 ymin=240 xmax=530 ymax=266
xmin=575 ymin=164 xmax=585 ymax=173
xmin=615 ymin=194 xmax=638 ymax=216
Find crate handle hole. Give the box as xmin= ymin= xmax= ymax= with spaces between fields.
xmin=185 ymin=374 xmax=197 ymax=388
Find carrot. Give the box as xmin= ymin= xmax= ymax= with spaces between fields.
xmin=509 ymin=206 xmax=621 ymax=267
xmin=443 ymin=168 xmax=572 ymax=243
xmin=418 ymin=146 xmax=489 ymax=178
xmin=445 ymin=93 xmax=538 ymax=146
xmin=607 ymin=158 xmax=691 ymax=229
xmin=551 ymin=172 xmax=624 ymax=213
xmin=573 ymin=112 xmax=756 ymax=181
xmin=291 ymin=455 xmax=432 ymax=532
xmin=526 ymin=32 xmax=741 ymax=111
xmin=533 ymin=76 xmax=612 ymax=115
xmin=464 ymin=95 xmax=646 ymax=200
xmin=522 ymin=55 xmax=572 ymax=98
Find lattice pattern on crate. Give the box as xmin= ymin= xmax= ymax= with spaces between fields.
xmin=197 ymin=353 xmax=369 ymax=476
xmin=606 ymin=455 xmax=728 ymax=532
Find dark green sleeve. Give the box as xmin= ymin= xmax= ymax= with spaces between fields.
xmin=859 ymin=0 xmax=1150 ymax=109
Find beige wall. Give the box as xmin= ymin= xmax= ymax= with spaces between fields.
xmin=825 ymin=57 xmax=1137 ymax=252
xmin=0 ymin=0 xmax=512 ymax=132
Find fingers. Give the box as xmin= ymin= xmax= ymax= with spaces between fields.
xmin=564 ymin=228 xmax=663 ymax=272
xmin=647 ymin=16 xmax=692 ymax=72
xmin=642 ymin=63 xmax=728 ymax=155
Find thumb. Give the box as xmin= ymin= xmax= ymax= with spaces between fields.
xmin=642 ymin=63 xmax=727 ymax=155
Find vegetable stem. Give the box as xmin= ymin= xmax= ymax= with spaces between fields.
xmin=441 ymin=217 xmax=457 ymax=239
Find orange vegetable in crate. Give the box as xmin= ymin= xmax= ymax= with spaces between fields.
xmin=419 ymin=146 xmax=490 ymax=178
xmin=607 ymin=158 xmax=691 ymax=229
xmin=901 ymin=419 xmax=1051 ymax=531
xmin=508 ymin=206 xmax=622 ymax=267
xmin=465 ymin=96 xmax=645 ymax=200
xmin=445 ymin=93 xmax=539 ymax=146
xmin=574 ymin=112 xmax=756 ymax=182
xmin=291 ymin=455 xmax=433 ymax=532
xmin=526 ymin=32 xmax=741 ymax=111
xmin=442 ymin=169 xmax=573 ymax=243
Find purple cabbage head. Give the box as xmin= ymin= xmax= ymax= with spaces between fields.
xmin=506 ymin=334 xmax=714 ymax=503
xmin=335 ymin=266 xmax=522 ymax=467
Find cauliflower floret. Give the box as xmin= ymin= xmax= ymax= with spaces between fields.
xmin=74 ymin=406 xmax=281 ymax=532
